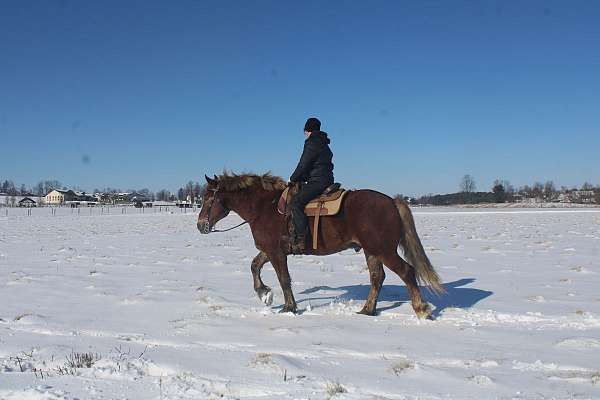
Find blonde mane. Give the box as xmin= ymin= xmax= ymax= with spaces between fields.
xmin=217 ymin=172 xmax=287 ymax=192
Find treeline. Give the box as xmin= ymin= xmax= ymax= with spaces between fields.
xmin=153 ymin=181 xmax=206 ymax=202
xmin=1 ymin=179 xmax=63 ymax=196
xmin=93 ymin=181 xmax=207 ymax=203
xmin=0 ymin=178 xmax=206 ymax=203
xmin=407 ymin=175 xmax=600 ymax=206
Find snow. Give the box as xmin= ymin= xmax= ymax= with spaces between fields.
xmin=1 ymin=207 xmax=600 ymax=399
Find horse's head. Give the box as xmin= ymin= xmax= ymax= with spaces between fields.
xmin=197 ymin=174 xmax=231 ymax=234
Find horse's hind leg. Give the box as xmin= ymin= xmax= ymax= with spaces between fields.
xmin=381 ymin=253 xmax=431 ymax=319
xmin=357 ymin=253 xmax=385 ymax=316
xmin=251 ymin=251 xmax=272 ymax=306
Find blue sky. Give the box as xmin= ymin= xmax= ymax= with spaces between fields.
xmin=1 ymin=1 xmax=599 ymax=195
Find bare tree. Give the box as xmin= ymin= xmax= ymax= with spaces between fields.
xmin=185 ymin=181 xmax=195 ymax=203
xmin=156 ymin=189 xmax=171 ymax=201
xmin=1 ymin=180 xmax=16 ymax=195
xmin=193 ymin=183 xmax=206 ymax=199
xmin=519 ymin=185 xmax=532 ymax=198
xmin=502 ymin=180 xmax=515 ymax=202
xmin=543 ymin=181 xmax=556 ymax=201
xmin=531 ymin=182 xmax=544 ymax=199
xmin=35 ymin=180 xmax=62 ymax=195
xmin=493 ymin=179 xmax=512 ymax=191
xmin=460 ymin=174 xmax=476 ymax=193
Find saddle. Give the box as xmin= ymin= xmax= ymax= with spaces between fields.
xmin=277 ymin=183 xmax=349 ymax=250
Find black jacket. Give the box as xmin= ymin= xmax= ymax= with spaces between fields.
xmin=290 ymin=131 xmax=334 ymax=185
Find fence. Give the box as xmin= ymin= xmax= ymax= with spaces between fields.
xmin=1 ymin=205 xmax=199 ymax=218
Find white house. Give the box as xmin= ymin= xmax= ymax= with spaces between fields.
xmin=45 ymin=189 xmax=77 ymax=205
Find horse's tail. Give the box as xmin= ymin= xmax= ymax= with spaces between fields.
xmin=394 ymin=198 xmax=445 ymax=295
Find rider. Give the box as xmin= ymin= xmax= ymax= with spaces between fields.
xmin=289 ymin=117 xmax=334 ymax=253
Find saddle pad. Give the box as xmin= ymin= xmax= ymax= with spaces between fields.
xmin=305 ymin=190 xmax=348 ymax=216
xmin=277 ymin=187 xmax=348 ymax=216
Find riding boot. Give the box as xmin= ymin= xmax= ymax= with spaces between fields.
xmin=290 ymin=230 xmax=308 ymax=255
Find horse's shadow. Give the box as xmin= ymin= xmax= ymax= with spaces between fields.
xmin=298 ymin=278 xmax=492 ymax=318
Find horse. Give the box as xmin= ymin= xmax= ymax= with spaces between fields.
xmin=197 ymin=172 xmax=444 ymax=317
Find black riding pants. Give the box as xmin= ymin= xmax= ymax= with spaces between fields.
xmin=290 ymin=181 xmax=331 ymax=235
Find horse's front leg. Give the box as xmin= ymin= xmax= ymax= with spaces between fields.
xmin=251 ymin=251 xmax=272 ymax=306
xmin=268 ymin=251 xmax=297 ymax=313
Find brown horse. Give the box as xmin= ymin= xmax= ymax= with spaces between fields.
xmin=197 ymin=172 xmax=444 ymax=317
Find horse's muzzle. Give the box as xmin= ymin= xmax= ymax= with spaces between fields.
xmin=197 ymin=220 xmax=211 ymax=234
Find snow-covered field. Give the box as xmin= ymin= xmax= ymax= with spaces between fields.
xmin=1 ymin=208 xmax=599 ymax=400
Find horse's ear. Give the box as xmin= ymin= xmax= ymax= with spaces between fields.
xmin=205 ymin=174 xmax=217 ymax=185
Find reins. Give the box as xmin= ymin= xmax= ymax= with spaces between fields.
xmin=209 ymin=219 xmax=251 ymax=233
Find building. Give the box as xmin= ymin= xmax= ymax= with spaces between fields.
xmin=45 ymin=189 xmax=77 ymax=205
xmin=1 ymin=193 xmax=45 ymax=207
xmin=570 ymin=190 xmax=595 ymax=204
xmin=45 ymin=189 xmax=97 ymax=206
xmin=18 ymin=197 xmax=37 ymax=207
xmin=72 ymin=191 xmax=97 ymax=204
xmin=129 ymin=192 xmax=150 ymax=203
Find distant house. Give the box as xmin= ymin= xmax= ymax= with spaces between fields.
xmin=129 ymin=192 xmax=150 ymax=203
xmin=176 ymin=200 xmax=193 ymax=208
xmin=45 ymin=189 xmax=97 ymax=206
xmin=110 ymin=193 xmax=132 ymax=204
xmin=152 ymin=200 xmax=177 ymax=207
xmin=1 ymin=194 xmax=44 ymax=207
xmin=570 ymin=190 xmax=595 ymax=204
xmin=45 ymin=189 xmax=77 ymax=205
xmin=73 ymin=191 xmax=96 ymax=202
xmin=94 ymin=193 xmax=112 ymax=204
xmin=557 ymin=193 xmax=570 ymax=203
xmin=18 ymin=197 xmax=37 ymax=207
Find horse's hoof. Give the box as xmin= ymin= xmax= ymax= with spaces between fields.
xmin=257 ymin=288 xmax=273 ymax=306
xmin=357 ymin=308 xmax=376 ymax=316
xmin=415 ymin=304 xmax=432 ymax=319
xmin=279 ymin=306 xmax=297 ymax=314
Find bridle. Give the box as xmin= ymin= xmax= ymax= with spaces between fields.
xmin=202 ymin=188 xmax=252 ymax=233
